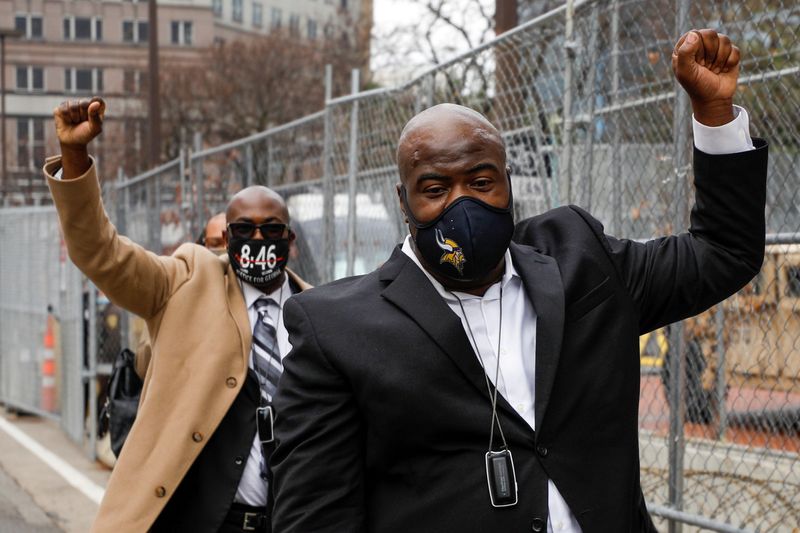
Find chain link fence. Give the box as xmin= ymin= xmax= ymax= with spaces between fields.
xmin=0 ymin=207 xmax=86 ymax=444
xmin=0 ymin=0 xmax=796 ymax=530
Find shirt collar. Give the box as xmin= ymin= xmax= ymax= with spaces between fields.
xmin=239 ymin=273 xmax=292 ymax=310
xmin=400 ymin=235 xmax=519 ymax=302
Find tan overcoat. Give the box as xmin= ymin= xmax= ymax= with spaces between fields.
xmin=44 ymin=157 xmax=310 ymax=532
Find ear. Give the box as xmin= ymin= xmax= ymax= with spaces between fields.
xmin=222 ymin=229 xmax=229 ymax=248
xmin=288 ymin=228 xmax=297 ymax=243
xmin=396 ymin=183 xmax=408 ymax=223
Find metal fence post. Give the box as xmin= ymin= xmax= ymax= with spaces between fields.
xmin=87 ymin=282 xmax=98 ymax=461
xmin=558 ymin=0 xmax=577 ymax=206
xmin=265 ymin=137 xmax=273 ymax=188
xmin=116 ymin=168 xmax=130 ymax=348
xmin=714 ymin=304 xmax=728 ymax=439
xmin=345 ymin=69 xmax=360 ymax=277
xmin=116 ymin=168 xmax=126 ymax=234
xmin=245 ymin=143 xmax=255 ymax=188
xmin=153 ymin=173 xmax=162 ymax=252
xmin=667 ymin=1 xmax=691 ymax=531
xmin=579 ymin=5 xmax=600 ymax=210
xmin=179 ymin=148 xmax=192 ymax=240
xmin=322 ymin=64 xmax=336 ymax=283
xmin=193 ymin=132 xmax=204 ymax=237
xmin=610 ymin=0 xmax=622 ymax=236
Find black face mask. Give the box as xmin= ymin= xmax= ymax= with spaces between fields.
xmin=402 ymin=184 xmax=515 ymax=283
xmin=228 ymin=237 xmax=290 ymax=288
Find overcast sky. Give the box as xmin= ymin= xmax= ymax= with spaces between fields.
xmin=370 ymin=0 xmax=494 ymax=83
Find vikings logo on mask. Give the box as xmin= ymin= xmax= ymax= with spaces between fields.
xmin=434 ymin=228 xmax=466 ymax=276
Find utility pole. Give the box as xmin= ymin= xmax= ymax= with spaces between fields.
xmin=148 ymin=0 xmax=161 ymax=167
xmin=0 ymin=28 xmax=23 ymax=202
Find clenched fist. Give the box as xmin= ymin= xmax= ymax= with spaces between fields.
xmin=54 ymin=97 xmax=106 ymax=148
xmin=672 ymin=29 xmax=739 ymax=126
xmin=52 ymin=97 xmax=105 ymax=180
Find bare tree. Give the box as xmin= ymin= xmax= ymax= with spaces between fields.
xmin=159 ymin=30 xmax=366 ymax=159
xmin=372 ymin=0 xmax=495 ymax=83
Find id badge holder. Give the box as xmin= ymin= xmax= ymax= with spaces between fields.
xmin=256 ymin=405 xmax=275 ymax=444
xmin=485 ymin=449 xmax=518 ymax=507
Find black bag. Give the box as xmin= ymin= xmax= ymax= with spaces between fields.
xmin=100 ymin=348 xmax=142 ymax=457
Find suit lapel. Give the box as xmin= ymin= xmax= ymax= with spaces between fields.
xmin=379 ymin=247 xmax=529 ymax=434
xmin=509 ymin=242 xmax=565 ymax=434
xmin=223 ymin=257 xmax=252 ymax=368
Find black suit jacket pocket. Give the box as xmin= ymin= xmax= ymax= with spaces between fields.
xmin=566 ymin=277 xmax=613 ymax=322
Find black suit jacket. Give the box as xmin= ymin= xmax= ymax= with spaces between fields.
xmin=270 ymin=141 xmax=768 ymax=532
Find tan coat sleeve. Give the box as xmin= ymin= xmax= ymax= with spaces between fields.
xmin=45 ymin=156 xmax=192 ymax=319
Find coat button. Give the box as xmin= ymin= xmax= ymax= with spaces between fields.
xmin=531 ymin=517 xmax=545 ymax=531
xmin=226 ymin=377 xmax=237 ymax=388
xmin=536 ymin=445 xmax=548 ymax=457
xmin=192 ymin=432 xmax=203 ymax=442
xmin=235 ymin=456 xmax=244 ymax=466
xmin=155 ymin=486 xmax=167 ymax=498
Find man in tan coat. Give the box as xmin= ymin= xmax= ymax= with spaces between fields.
xmin=46 ymin=97 xmax=310 ymax=532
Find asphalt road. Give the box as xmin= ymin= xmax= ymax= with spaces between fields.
xmin=0 ymin=465 xmax=60 ymax=533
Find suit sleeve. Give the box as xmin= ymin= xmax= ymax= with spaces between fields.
xmin=573 ymin=140 xmax=768 ymax=334
xmin=45 ymin=156 xmax=189 ymax=319
xmin=271 ymin=297 xmax=366 ymax=532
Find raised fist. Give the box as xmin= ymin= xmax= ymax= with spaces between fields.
xmin=672 ymin=29 xmax=739 ymax=125
xmin=53 ymin=97 xmax=106 ymax=148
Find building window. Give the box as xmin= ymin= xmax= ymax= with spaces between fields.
xmin=341 ymin=0 xmax=348 ymax=8
xmin=307 ymin=18 xmax=317 ymax=40
xmin=64 ymin=16 xmax=102 ymax=41
xmin=123 ymin=70 xmax=136 ymax=93
xmin=123 ymin=20 xmax=149 ymax=43
xmin=123 ymin=70 xmax=148 ymax=94
xmin=15 ymin=66 xmax=44 ymax=91
xmin=15 ymin=14 xmax=43 ymax=39
xmin=289 ymin=14 xmax=300 ymax=37
xmin=253 ymin=2 xmax=263 ymax=28
xmin=65 ymin=68 xmax=103 ymax=93
xmin=271 ymin=8 xmax=282 ymax=29
xmin=233 ymin=0 xmax=243 ymax=22
xmin=212 ymin=0 xmax=222 ymax=17
xmin=16 ymin=118 xmax=46 ymax=171
xmin=171 ymin=21 xmax=193 ymax=45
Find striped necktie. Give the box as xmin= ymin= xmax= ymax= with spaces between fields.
xmin=251 ymin=297 xmax=283 ymax=403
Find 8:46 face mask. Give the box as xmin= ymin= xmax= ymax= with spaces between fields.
xmin=228 ymin=237 xmax=290 ymax=287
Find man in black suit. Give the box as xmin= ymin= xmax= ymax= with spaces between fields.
xmin=270 ymin=29 xmax=767 ymax=532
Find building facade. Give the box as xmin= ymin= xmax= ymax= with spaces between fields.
xmin=0 ymin=0 xmax=371 ymax=204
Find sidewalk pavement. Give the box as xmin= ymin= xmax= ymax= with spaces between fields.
xmin=0 ymin=410 xmax=111 ymax=532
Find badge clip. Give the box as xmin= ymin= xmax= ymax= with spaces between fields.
xmin=256 ymin=405 xmax=275 ymax=444
xmin=485 ymin=449 xmax=518 ymax=508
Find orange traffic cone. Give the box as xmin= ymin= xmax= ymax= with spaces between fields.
xmin=41 ymin=313 xmax=57 ymax=412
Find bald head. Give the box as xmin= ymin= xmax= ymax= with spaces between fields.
xmin=396 ymin=104 xmax=505 ymax=183
xmin=202 ymin=212 xmax=227 ymax=249
xmin=226 ymin=185 xmax=290 ymax=225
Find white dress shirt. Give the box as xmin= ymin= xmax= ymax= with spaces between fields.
xmin=234 ymin=274 xmax=293 ymax=506
xmin=399 ymin=108 xmax=754 ymax=533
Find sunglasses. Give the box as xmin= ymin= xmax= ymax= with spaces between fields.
xmin=227 ymin=222 xmax=288 ymax=240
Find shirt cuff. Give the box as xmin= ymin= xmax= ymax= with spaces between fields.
xmin=692 ymin=105 xmax=755 ymax=155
